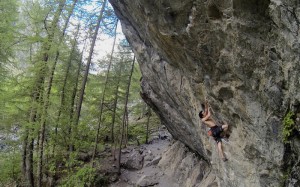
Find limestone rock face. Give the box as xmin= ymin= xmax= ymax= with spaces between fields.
xmin=109 ymin=0 xmax=300 ymax=186
xmin=158 ymin=141 xmax=216 ymax=187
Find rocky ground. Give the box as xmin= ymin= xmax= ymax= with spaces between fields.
xmin=97 ymin=128 xmax=216 ymax=187
xmin=109 ymin=130 xmax=179 ymax=187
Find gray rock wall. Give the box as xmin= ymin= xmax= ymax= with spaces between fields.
xmin=158 ymin=141 xmax=216 ymax=187
xmin=108 ymin=0 xmax=300 ymax=186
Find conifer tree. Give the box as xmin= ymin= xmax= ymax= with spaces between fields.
xmin=92 ymin=20 xmax=118 ymax=165
xmin=73 ymin=0 xmax=108 ymax=137
xmin=118 ymin=56 xmax=135 ymax=173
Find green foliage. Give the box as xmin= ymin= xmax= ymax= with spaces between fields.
xmin=128 ymin=123 xmax=147 ymax=144
xmin=0 ymin=152 xmax=21 ymax=186
xmin=0 ymin=0 xmax=158 ymax=185
xmin=60 ymin=165 xmax=96 ymax=187
xmin=65 ymin=152 xmax=82 ymax=168
xmin=94 ymin=175 xmax=110 ymax=186
xmin=282 ymin=111 xmax=295 ymax=143
xmin=0 ymin=0 xmax=18 ymax=64
xmin=128 ymin=114 xmax=161 ymax=145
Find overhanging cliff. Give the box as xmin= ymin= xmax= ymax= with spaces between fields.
xmin=108 ymin=0 xmax=300 ymax=186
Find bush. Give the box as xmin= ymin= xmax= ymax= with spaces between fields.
xmin=282 ymin=111 xmax=295 ymax=143
xmin=0 ymin=152 xmax=21 ymax=186
xmin=60 ymin=165 xmax=96 ymax=187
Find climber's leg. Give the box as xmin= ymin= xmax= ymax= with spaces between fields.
xmin=221 ymin=121 xmax=228 ymax=132
xmin=221 ymin=121 xmax=230 ymax=139
xmin=217 ymin=141 xmax=227 ymax=161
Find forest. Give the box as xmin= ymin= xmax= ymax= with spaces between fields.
xmin=0 ymin=0 xmax=159 ymax=186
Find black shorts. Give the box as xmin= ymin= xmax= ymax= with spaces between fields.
xmin=211 ymin=125 xmax=223 ymax=143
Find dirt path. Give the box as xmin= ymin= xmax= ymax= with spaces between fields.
xmin=109 ymin=137 xmax=178 ymax=187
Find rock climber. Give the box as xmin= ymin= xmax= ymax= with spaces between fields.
xmin=199 ymin=100 xmax=229 ymax=162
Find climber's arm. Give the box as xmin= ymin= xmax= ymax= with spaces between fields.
xmin=204 ymin=100 xmax=209 ymax=116
xmin=201 ymin=107 xmax=211 ymax=122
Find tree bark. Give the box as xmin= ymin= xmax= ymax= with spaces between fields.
xmin=26 ymin=139 xmax=34 ymax=187
xmin=145 ymin=107 xmax=151 ymax=144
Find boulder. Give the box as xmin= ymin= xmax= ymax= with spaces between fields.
xmin=136 ymin=175 xmax=159 ymax=187
xmin=121 ymin=149 xmax=144 ymax=170
xmin=146 ymin=156 xmax=162 ymax=167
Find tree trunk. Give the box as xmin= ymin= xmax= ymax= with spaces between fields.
xmin=111 ymin=58 xmax=123 ymax=145
xmin=92 ymin=20 xmax=118 ymax=165
xmin=37 ymin=0 xmax=67 ymax=186
xmin=68 ymin=44 xmax=85 ymax=152
xmin=124 ymin=107 xmax=129 ymax=148
xmin=26 ymin=139 xmax=34 ymax=187
xmin=24 ymin=86 xmax=44 ymax=187
xmin=22 ymin=132 xmax=28 ymax=178
xmin=111 ymin=83 xmax=119 ymax=144
xmin=22 ymin=43 xmax=34 ymax=179
xmin=22 ymin=43 xmax=48 ymax=186
xmin=118 ymin=56 xmax=135 ymax=174
xmin=111 ymin=59 xmax=124 ymax=160
xmin=145 ymin=107 xmax=151 ymax=144
xmin=53 ymin=24 xmax=80 ymax=154
xmin=73 ymin=0 xmax=107 ymax=135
